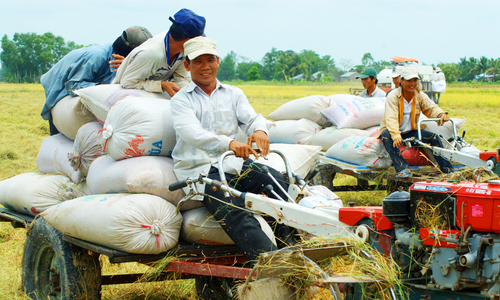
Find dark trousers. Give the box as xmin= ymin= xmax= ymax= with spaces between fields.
xmin=379 ymin=128 xmax=453 ymax=173
xmin=203 ymin=159 xmax=296 ymax=262
xmin=48 ymin=115 xmax=59 ymax=135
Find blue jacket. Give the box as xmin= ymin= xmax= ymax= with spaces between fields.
xmin=40 ymin=43 xmax=115 ymax=120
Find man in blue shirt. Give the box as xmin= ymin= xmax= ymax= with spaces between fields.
xmin=40 ymin=26 xmax=152 ymax=135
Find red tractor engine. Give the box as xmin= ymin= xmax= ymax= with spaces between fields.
xmin=381 ymin=179 xmax=500 ymax=293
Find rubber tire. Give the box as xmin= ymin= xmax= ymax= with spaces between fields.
xmin=195 ymin=275 xmax=236 ymax=300
xmin=22 ymin=218 xmax=101 ymax=300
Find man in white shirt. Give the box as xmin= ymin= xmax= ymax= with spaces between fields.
xmin=430 ymin=67 xmax=446 ymax=103
xmin=113 ymin=8 xmax=205 ymax=98
xmin=357 ymin=67 xmax=387 ymax=97
xmin=171 ymin=37 xmax=296 ymax=263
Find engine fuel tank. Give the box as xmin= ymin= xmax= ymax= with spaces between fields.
xmin=410 ymin=180 xmax=500 ymax=233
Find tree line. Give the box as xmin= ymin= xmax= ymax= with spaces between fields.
xmin=1 ymin=32 xmax=499 ymax=83
xmin=437 ymin=57 xmax=500 ymax=82
xmin=1 ymin=32 xmax=82 ymax=83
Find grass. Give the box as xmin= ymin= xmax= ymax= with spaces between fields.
xmin=0 ymin=82 xmax=499 ymax=299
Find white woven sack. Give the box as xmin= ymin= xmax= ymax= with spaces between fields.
xmin=431 ymin=79 xmax=446 ymax=93
xmin=364 ymin=126 xmax=380 ymax=136
xmin=41 ymin=193 xmax=182 ymax=254
xmin=181 ymin=207 xmax=276 ymax=246
xmin=75 ymin=84 xmax=165 ymax=123
xmin=86 ymin=155 xmax=202 ymax=211
xmin=325 ymin=136 xmax=392 ymax=169
xmin=267 ymin=95 xmax=333 ymax=127
xmin=419 ymin=115 xmax=465 ymax=148
xmin=307 ymin=127 xmax=369 ymax=151
xmin=71 ymin=182 xmax=91 ymax=198
xmin=51 ymin=95 xmax=98 ymax=140
xmin=268 ymin=119 xmax=321 ymax=145
xmin=69 ymin=122 xmax=103 ymax=176
xmin=321 ymin=97 xmax=386 ymax=129
xmin=255 ymin=144 xmax=322 ymax=178
xmin=102 ymin=97 xmax=176 ymax=160
xmin=327 ymin=94 xmax=363 ymax=106
xmin=37 ymin=134 xmax=82 ymax=182
xmin=0 ymin=173 xmax=74 ymax=216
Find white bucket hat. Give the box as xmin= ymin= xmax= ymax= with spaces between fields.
xmin=184 ymin=36 xmax=217 ymax=60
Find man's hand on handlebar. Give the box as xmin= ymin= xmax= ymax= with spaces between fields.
xmin=438 ymin=113 xmax=450 ymax=126
xmin=247 ymin=130 xmax=270 ymax=158
xmin=229 ymin=140 xmax=259 ymax=160
xmin=393 ymin=136 xmax=403 ymax=148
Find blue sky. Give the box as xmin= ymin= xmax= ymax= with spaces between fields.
xmin=1 ymin=0 xmax=499 ymax=69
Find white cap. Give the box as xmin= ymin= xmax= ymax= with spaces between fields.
xmin=401 ymin=68 xmax=420 ymax=80
xmin=184 ymin=36 xmax=217 ymax=60
xmin=436 ymin=67 xmax=442 ymax=72
xmin=391 ymin=66 xmax=405 ymax=78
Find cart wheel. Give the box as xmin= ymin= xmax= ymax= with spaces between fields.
xmin=22 ymin=218 xmax=101 ymax=300
xmin=195 ymin=275 xmax=236 ymax=300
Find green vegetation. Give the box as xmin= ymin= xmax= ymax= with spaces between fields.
xmin=0 ymin=83 xmax=499 ymax=299
xmin=1 ymin=31 xmax=500 ymax=86
xmin=1 ymin=33 xmax=82 ymax=83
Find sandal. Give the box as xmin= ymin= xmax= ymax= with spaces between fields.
xmin=396 ymin=169 xmax=411 ymax=178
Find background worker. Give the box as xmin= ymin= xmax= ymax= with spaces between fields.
xmin=430 ymin=67 xmax=446 ymax=103
xmin=170 ymin=36 xmax=296 ymax=265
xmin=113 ymin=8 xmax=205 ymax=98
xmin=386 ymin=65 xmax=405 ymax=96
xmin=378 ymin=68 xmax=454 ymax=177
xmin=40 ymin=26 xmax=152 ymax=135
xmin=357 ymin=67 xmax=387 ymax=97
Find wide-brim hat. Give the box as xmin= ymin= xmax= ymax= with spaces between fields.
xmin=184 ymin=36 xmax=217 ymax=60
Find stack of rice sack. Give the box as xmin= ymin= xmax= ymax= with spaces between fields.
xmin=1 ymin=85 xmax=183 ymax=254
xmin=266 ymin=94 xmax=388 ymax=168
xmin=267 ymin=94 xmax=466 ymax=169
xmin=0 ymin=84 xmax=298 ymax=253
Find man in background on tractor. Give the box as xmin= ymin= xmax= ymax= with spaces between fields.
xmin=170 ymin=37 xmax=296 ymax=264
xmin=386 ymin=65 xmax=405 ymax=96
xmin=113 ymin=8 xmax=205 ymax=98
xmin=40 ymin=26 xmax=152 ymax=135
xmin=378 ymin=68 xmax=454 ymax=177
xmin=357 ymin=67 xmax=387 ymax=97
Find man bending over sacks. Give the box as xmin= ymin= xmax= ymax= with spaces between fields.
xmin=113 ymin=8 xmax=205 ymax=98
xmin=378 ymin=67 xmax=454 ymax=178
xmin=41 ymin=26 xmax=152 ymax=135
xmin=170 ymin=36 xmax=297 ymax=266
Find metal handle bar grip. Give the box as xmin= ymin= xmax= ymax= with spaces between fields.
xmin=217 ymin=149 xmax=295 ymax=186
xmin=417 ymin=118 xmax=456 ymax=141
xmin=168 ymin=179 xmax=188 ymax=191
